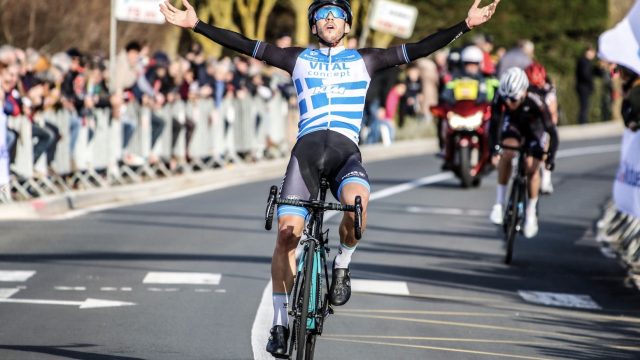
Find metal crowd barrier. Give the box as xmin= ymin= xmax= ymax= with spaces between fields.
xmin=597 ymin=202 xmax=640 ymax=277
xmin=4 ymin=94 xmax=290 ymax=202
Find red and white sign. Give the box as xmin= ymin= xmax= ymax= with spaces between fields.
xmin=369 ymin=0 xmax=418 ymax=39
xmin=116 ymin=0 xmax=166 ymax=24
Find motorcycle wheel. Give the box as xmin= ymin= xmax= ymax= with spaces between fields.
xmin=458 ymin=146 xmax=474 ymax=188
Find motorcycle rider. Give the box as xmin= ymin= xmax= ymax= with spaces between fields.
xmin=489 ymin=67 xmax=559 ymax=238
xmin=439 ymin=45 xmax=495 ymax=169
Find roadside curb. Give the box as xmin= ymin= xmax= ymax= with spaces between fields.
xmin=0 ymin=121 xmax=625 ymax=221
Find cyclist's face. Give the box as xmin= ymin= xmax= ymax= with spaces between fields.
xmin=312 ymin=6 xmax=350 ymax=45
xmin=505 ymin=95 xmax=525 ymax=110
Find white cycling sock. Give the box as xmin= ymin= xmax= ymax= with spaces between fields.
xmin=272 ymin=293 xmax=289 ymax=327
xmin=334 ymin=243 xmax=357 ymax=269
xmin=496 ymin=184 xmax=507 ymax=205
xmin=527 ymin=198 xmax=539 ymax=219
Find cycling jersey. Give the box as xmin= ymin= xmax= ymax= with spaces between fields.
xmin=490 ymin=88 xmax=559 ymax=161
xmin=194 ymin=20 xmax=469 ymax=144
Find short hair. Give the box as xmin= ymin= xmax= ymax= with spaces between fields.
xmin=125 ymin=41 xmax=142 ymax=53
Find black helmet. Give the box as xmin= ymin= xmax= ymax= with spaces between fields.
xmin=308 ymin=0 xmax=353 ymax=29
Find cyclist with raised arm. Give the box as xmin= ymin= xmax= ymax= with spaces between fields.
xmin=160 ymin=0 xmax=500 ymax=356
xmin=489 ymin=68 xmax=559 ymax=238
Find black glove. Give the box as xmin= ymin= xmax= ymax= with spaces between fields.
xmin=545 ymin=156 xmax=555 ymax=171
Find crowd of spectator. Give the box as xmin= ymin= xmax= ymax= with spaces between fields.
xmin=0 ymin=32 xmax=619 ymax=203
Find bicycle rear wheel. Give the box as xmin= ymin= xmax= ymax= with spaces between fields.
xmin=504 ymin=182 xmax=520 ymax=264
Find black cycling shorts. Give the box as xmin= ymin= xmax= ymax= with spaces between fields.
xmin=501 ymin=119 xmax=546 ymax=160
xmin=278 ymin=130 xmax=370 ymax=219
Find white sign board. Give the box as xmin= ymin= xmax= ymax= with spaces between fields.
xmin=116 ymin=0 xmax=165 ymax=24
xmin=369 ymin=0 xmax=418 ymax=39
xmin=614 ymin=129 xmax=640 ymax=218
xmin=598 ymin=0 xmax=640 ymax=74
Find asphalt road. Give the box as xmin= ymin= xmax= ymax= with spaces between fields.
xmin=0 ymin=136 xmax=638 ymax=360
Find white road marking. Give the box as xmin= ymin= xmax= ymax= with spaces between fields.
xmin=406 ymin=206 xmax=487 ymax=217
xmin=0 ymin=270 xmax=36 ymax=282
xmin=195 ymin=289 xmax=213 ymax=293
xmin=100 ymin=287 xmax=118 ymax=292
xmin=251 ymin=143 xmax=622 ymax=359
xmin=146 ymin=287 xmax=179 ymax=292
xmin=215 ymin=289 xmax=227 ymax=293
xmin=0 ymin=297 xmax=136 ymax=309
xmin=55 ymin=286 xmax=87 ymax=291
xmin=518 ymin=291 xmax=601 ymax=310
xmin=351 ymin=280 xmax=410 ymax=296
xmin=0 ymin=288 xmax=20 ymax=299
xmin=143 ymin=272 xmax=221 ymax=285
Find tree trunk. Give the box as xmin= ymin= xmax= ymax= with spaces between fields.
xmin=256 ymin=0 xmax=277 ymax=41
xmin=288 ymin=0 xmax=312 ymax=46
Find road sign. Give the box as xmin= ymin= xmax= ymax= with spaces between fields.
xmin=369 ymin=0 xmax=418 ymax=39
xmin=115 ymin=0 xmax=166 ymax=24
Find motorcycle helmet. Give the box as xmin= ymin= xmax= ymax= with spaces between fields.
xmin=461 ymin=45 xmax=484 ymax=64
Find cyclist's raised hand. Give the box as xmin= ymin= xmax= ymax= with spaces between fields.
xmin=466 ymin=0 xmax=501 ymax=29
xmin=159 ymin=0 xmax=198 ymax=29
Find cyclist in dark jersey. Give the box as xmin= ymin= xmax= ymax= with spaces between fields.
xmin=526 ymin=62 xmax=558 ymax=194
xmin=489 ymin=67 xmax=558 ymax=238
xmin=160 ymin=0 xmax=501 ymax=356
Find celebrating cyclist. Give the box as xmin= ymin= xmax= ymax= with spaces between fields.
xmin=160 ymin=0 xmax=500 ymax=356
xmin=489 ymin=67 xmax=559 ymax=238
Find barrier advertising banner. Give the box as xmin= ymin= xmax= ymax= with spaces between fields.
xmin=614 ymin=129 xmax=640 ymax=217
xmin=0 ymin=111 xmax=9 ymax=191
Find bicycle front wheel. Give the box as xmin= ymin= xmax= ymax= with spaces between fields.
xmin=295 ymin=243 xmax=316 ymax=360
xmin=504 ymin=182 xmax=520 ymax=264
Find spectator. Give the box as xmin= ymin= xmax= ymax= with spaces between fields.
xmin=399 ymin=64 xmax=423 ymax=127
xmin=575 ymin=44 xmax=602 ymax=125
xmin=381 ymin=82 xmax=407 ymax=145
xmin=60 ymin=48 xmax=84 ymax=159
xmin=113 ymin=41 xmax=144 ymax=165
xmin=496 ymin=39 xmax=534 ymax=77
xmin=363 ymin=66 xmax=398 ymax=143
xmin=620 ymin=66 xmax=640 ymax=132
xmin=0 ymin=61 xmax=9 ymax=201
xmin=473 ymin=33 xmax=497 ymax=76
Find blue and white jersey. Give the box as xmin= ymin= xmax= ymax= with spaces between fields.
xmin=292 ymin=46 xmax=370 ymax=144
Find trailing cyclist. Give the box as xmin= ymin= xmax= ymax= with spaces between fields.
xmin=525 ymin=62 xmax=559 ymax=194
xmin=489 ymin=67 xmax=559 ymax=238
xmin=160 ymin=0 xmax=501 ymax=357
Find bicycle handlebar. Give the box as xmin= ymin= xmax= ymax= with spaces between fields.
xmin=276 ymin=198 xmax=357 ymax=212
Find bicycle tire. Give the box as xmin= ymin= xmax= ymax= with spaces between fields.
xmin=295 ymin=243 xmax=316 ymax=360
xmin=304 ymin=332 xmax=317 ymax=360
xmin=458 ymin=146 xmax=474 ymax=188
xmin=504 ymin=181 xmax=520 ymax=264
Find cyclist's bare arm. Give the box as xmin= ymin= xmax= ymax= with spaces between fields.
xmin=160 ymin=0 xmax=303 ymax=74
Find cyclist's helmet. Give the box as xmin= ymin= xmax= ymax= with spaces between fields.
xmin=525 ymin=62 xmax=547 ymax=88
xmin=499 ymin=67 xmax=529 ymax=100
xmin=461 ymin=46 xmax=484 ymax=64
xmin=308 ymin=0 xmax=353 ymax=29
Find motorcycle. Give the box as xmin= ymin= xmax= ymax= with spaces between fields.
xmin=431 ymin=100 xmax=492 ymax=188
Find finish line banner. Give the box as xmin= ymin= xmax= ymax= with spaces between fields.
xmin=614 ymin=129 xmax=640 ymax=218
xmin=0 ymin=111 xmax=9 ymax=190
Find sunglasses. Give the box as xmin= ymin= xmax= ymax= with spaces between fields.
xmin=314 ymin=6 xmax=348 ymax=22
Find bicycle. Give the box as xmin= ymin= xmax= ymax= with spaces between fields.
xmin=265 ymin=178 xmax=363 ymax=360
xmin=501 ymin=144 xmax=529 ymax=265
